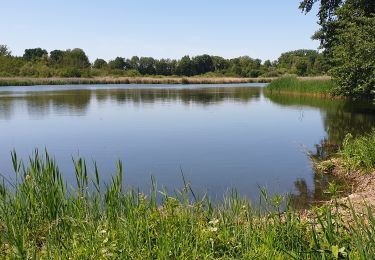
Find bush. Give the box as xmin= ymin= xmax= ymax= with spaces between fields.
xmin=60 ymin=68 xmax=82 ymax=77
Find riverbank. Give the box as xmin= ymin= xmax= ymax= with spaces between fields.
xmin=265 ymin=76 xmax=335 ymax=97
xmin=0 ymin=76 xmax=274 ymax=86
xmin=314 ymin=130 xmax=375 ymax=219
xmin=0 ymin=151 xmax=374 ymax=258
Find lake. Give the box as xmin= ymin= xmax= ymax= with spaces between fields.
xmin=1 ymin=83 xmax=375 ymax=207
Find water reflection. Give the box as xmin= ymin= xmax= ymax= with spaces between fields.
xmin=0 ymin=87 xmax=261 ymax=118
xmin=0 ymin=85 xmax=375 ymax=207
xmin=265 ymin=93 xmax=375 ymax=208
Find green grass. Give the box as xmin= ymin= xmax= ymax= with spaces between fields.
xmin=339 ymin=130 xmax=375 ymax=173
xmin=0 ymin=151 xmax=374 ymax=258
xmin=266 ymin=76 xmax=335 ymax=95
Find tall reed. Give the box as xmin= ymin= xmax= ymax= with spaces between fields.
xmin=0 ymin=150 xmax=373 ymax=258
xmin=266 ymin=75 xmax=335 ymax=96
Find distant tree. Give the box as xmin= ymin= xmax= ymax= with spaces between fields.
xmin=23 ymin=48 xmax=48 ymax=61
xmin=63 ymin=48 xmax=90 ymax=69
xmin=277 ymin=50 xmax=319 ymax=75
xmin=138 ymin=57 xmax=156 ymax=75
xmin=211 ymin=56 xmax=229 ymax=71
xmin=0 ymin=56 xmax=25 ymax=76
xmin=263 ymin=60 xmax=272 ymax=68
xmin=128 ymin=56 xmax=140 ymax=71
xmin=294 ymin=58 xmax=309 ymax=76
xmin=192 ymin=55 xmax=214 ymax=75
xmin=175 ymin=56 xmax=195 ymax=76
xmin=93 ymin=58 xmax=108 ymax=69
xmin=49 ymin=50 xmax=65 ymax=64
xmin=0 ymin=45 xmax=11 ymax=56
xmin=312 ymin=54 xmax=330 ymax=75
xmin=155 ymin=59 xmax=175 ymax=76
xmin=108 ymin=57 xmax=126 ymax=70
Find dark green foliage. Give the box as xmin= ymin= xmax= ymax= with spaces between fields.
xmin=138 ymin=57 xmax=156 ymax=75
xmin=192 ymin=54 xmax=214 ymax=75
xmin=108 ymin=57 xmax=125 ymax=70
xmin=0 ymin=44 xmax=329 ymax=79
xmin=93 ymin=58 xmax=108 ymax=69
xmin=49 ymin=50 xmax=65 ymax=64
xmin=330 ymin=5 xmax=375 ymax=97
xmin=300 ymin=0 xmax=375 ymax=98
xmin=23 ymin=48 xmax=48 ymax=61
xmin=155 ymin=59 xmax=176 ymax=76
xmin=175 ymin=55 xmax=195 ymax=76
xmin=277 ymin=50 xmax=327 ymax=76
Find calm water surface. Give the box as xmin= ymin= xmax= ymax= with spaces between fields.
xmin=1 ymin=83 xmax=375 ymax=206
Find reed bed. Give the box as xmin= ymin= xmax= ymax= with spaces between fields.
xmin=265 ymin=76 xmax=335 ymax=96
xmin=0 ymin=77 xmax=273 ymax=86
xmin=0 ymin=151 xmax=374 ymax=258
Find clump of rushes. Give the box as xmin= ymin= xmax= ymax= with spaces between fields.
xmin=339 ymin=130 xmax=375 ymax=173
xmin=266 ymin=75 xmax=335 ymax=95
xmin=0 ymin=150 xmax=374 ymax=258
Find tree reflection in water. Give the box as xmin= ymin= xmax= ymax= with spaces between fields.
xmin=265 ymin=92 xmax=375 ymax=208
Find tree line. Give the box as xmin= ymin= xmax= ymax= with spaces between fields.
xmin=0 ymin=45 xmax=329 ymax=78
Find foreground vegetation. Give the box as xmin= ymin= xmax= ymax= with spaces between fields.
xmin=265 ymin=76 xmax=335 ymax=96
xmin=0 ymin=152 xmax=374 ymax=258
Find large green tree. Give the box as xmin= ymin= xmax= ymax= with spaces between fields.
xmin=300 ymin=0 xmax=375 ymax=54
xmin=23 ymin=48 xmax=48 ymax=61
xmin=300 ymin=0 xmax=375 ymax=97
xmin=330 ymin=4 xmax=375 ymax=97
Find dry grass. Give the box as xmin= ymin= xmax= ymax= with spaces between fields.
xmin=0 ymin=76 xmax=275 ymax=86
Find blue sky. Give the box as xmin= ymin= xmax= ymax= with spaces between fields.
xmin=0 ymin=0 xmax=319 ymax=61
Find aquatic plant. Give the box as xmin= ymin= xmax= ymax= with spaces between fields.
xmin=265 ymin=75 xmax=335 ymax=95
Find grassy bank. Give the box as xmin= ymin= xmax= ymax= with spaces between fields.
xmin=317 ymin=129 xmax=375 ymax=175
xmin=0 ymin=76 xmax=273 ymax=86
xmin=265 ymin=76 xmax=335 ymax=96
xmin=0 ymin=152 xmax=374 ymax=258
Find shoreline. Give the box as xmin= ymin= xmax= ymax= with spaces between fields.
xmin=0 ymin=76 xmax=331 ymax=87
xmin=0 ymin=76 xmax=274 ymax=86
xmin=315 ymin=159 xmax=375 ymax=217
